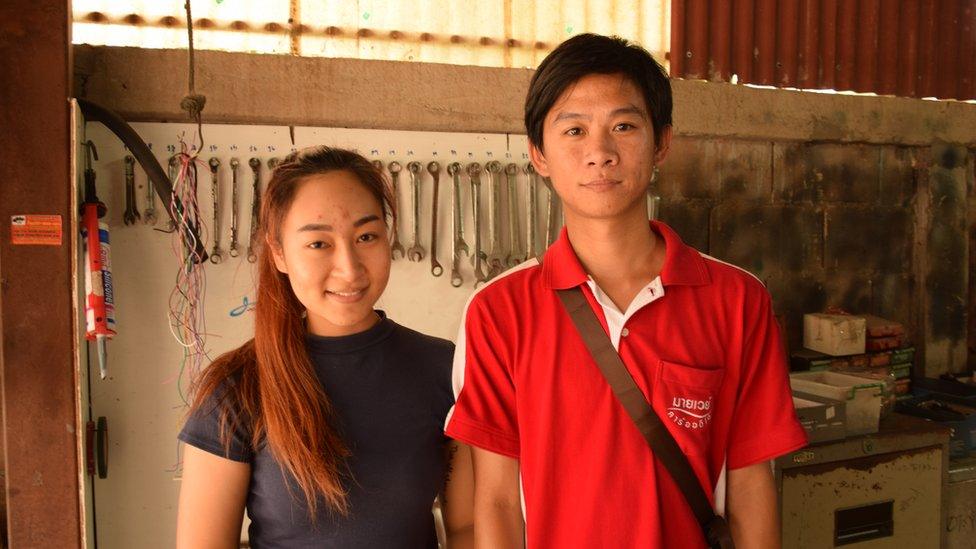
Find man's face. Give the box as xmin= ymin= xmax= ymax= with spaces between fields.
xmin=529 ymin=73 xmax=671 ymax=223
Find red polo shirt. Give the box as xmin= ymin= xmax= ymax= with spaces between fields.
xmin=446 ymin=220 xmax=807 ymax=548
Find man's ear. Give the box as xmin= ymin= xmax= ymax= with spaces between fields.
xmin=528 ymin=141 xmax=551 ymax=177
xmin=653 ymin=124 xmax=673 ymax=165
xmin=268 ymin=237 xmax=288 ymax=274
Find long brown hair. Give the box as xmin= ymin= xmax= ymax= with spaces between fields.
xmin=188 ymin=147 xmax=396 ymax=515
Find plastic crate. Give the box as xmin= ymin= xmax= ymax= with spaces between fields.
xmin=790 ymin=371 xmax=885 ymax=436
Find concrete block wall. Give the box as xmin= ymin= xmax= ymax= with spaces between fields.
xmin=656 ymin=137 xmax=930 ymax=363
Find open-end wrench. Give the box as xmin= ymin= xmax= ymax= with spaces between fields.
xmin=467 ymin=162 xmax=488 ymax=287
xmin=504 ymin=163 xmax=524 ymax=267
xmin=468 ymin=170 xmax=487 ymax=267
xmin=163 ymin=155 xmax=179 ymax=232
xmin=267 ymin=157 xmax=280 ymax=172
xmin=406 ymin=161 xmax=426 ymax=262
xmin=228 ymin=158 xmax=241 ymax=258
xmin=123 ymin=155 xmax=140 ymax=225
xmin=387 ymin=161 xmax=406 ymax=260
xmin=427 ymin=161 xmax=443 ymax=276
xmin=143 ymin=160 xmax=158 ymax=225
xmin=544 ymin=176 xmax=559 ymax=246
xmin=448 ymin=162 xmax=467 ymax=287
xmin=484 ymin=161 xmax=505 ymax=278
xmin=448 ymin=163 xmax=470 ymax=258
xmin=246 ymin=157 xmax=261 ymax=263
xmin=646 ymin=192 xmax=661 ymax=220
xmin=208 ymin=157 xmax=223 ymax=264
xmin=524 ymin=163 xmax=539 ymax=257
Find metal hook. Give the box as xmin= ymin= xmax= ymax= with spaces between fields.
xmin=82 ymin=140 xmax=99 ymax=170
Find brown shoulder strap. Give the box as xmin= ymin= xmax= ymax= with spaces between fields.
xmin=556 ymin=287 xmax=734 ymax=549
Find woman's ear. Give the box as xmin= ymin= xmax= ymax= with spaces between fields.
xmin=267 ymin=237 xmax=288 ymax=274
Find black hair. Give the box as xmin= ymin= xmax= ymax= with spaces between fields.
xmin=524 ymin=33 xmax=673 ymax=152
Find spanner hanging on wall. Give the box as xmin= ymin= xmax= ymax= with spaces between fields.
xmin=163 ymin=155 xmax=179 ymax=233
xmin=143 ymin=160 xmax=158 ymax=225
xmin=123 ymin=155 xmax=140 ymax=225
xmin=427 ymin=161 xmax=443 ymax=276
xmin=406 ymin=162 xmax=425 ymax=262
xmin=246 ymin=157 xmax=261 ymax=263
xmin=484 ymin=161 xmax=504 ymax=279
xmin=228 ymin=158 xmax=241 ymax=258
xmin=504 ymin=163 xmax=524 ymax=267
xmin=208 ymin=157 xmax=223 ymax=264
xmin=386 ymin=161 xmax=406 ymax=260
xmin=448 ymin=162 xmax=468 ymax=287
xmin=524 ymin=163 xmax=539 ymax=257
xmin=467 ymin=162 xmax=488 ymax=287
xmin=544 ymin=176 xmax=559 ymax=246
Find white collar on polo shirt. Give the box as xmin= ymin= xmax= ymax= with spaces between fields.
xmin=585 ymin=275 xmax=666 ymax=350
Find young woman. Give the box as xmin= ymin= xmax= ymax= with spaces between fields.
xmin=176 ymin=147 xmax=473 ymax=548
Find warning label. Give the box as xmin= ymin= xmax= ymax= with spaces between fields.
xmin=11 ymin=214 xmax=62 ymax=245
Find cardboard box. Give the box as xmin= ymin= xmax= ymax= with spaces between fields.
xmin=803 ymin=314 xmax=867 ymax=356
xmin=866 ymin=336 xmax=903 ymax=351
xmin=792 ymin=390 xmax=847 ymax=443
xmin=863 ymin=315 xmax=905 ymax=338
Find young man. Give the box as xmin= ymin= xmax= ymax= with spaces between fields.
xmin=445 ymin=34 xmax=807 ymax=548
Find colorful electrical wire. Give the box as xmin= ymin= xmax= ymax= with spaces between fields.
xmin=167 ymin=138 xmax=210 ymax=406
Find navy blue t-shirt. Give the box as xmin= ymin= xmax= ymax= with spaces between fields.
xmin=179 ymin=313 xmax=455 ymax=548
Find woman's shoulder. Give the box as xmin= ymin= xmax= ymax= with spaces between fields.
xmin=387 ymin=320 xmax=455 ymax=356
xmin=385 ymin=320 xmax=455 ymax=383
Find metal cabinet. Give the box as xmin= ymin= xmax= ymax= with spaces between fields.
xmin=776 ymin=413 xmax=950 ymax=548
xmin=947 ymin=456 xmax=976 ymax=549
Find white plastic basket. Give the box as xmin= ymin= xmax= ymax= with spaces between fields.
xmin=790 ymin=371 xmax=885 ymax=436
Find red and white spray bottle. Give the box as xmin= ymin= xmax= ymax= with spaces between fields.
xmin=80 ymin=141 xmax=116 ymax=379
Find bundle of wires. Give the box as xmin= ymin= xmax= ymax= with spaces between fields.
xmin=168 ymin=139 xmax=209 ymax=406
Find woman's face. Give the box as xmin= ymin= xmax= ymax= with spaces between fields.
xmin=271 ymin=170 xmax=391 ymax=337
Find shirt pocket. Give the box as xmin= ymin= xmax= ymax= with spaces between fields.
xmin=654 ymin=360 xmax=725 ymax=456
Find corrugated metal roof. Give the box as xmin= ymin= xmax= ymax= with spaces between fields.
xmin=72 ymin=0 xmax=672 ymax=69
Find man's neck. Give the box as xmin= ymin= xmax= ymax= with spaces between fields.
xmin=564 ymin=207 xmax=665 ymax=312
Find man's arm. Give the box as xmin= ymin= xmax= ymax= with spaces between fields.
xmin=471 ymin=446 xmax=524 ymax=548
xmin=726 ymin=460 xmax=780 ymax=549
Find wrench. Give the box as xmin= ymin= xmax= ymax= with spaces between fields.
xmin=406 ymin=162 xmax=426 ymax=262
xmin=448 ymin=163 xmax=470 ymax=258
xmin=267 ymin=157 xmax=280 ymax=172
xmin=484 ymin=161 xmax=505 ymax=278
xmin=387 ymin=161 xmax=406 ymax=260
xmin=466 ymin=162 xmax=489 ymax=287
xmin=123 ymin=155 xmax=140 ymax=225
xmin=544 ymin=176 xmax=559 ymax=246
xmin=228 ymin=158 xmax=241 ymax=258
xmin=143 ymin=160 xmax=158 ymax=225
xmin=647 ymin=193 xmax=661 ymax=220
xmin=427 ymin=161 xmax=443 ymax=276
xmin=208 ymin=157 xmax=223 ymax=264
xmin=447 ymin=162 xmax=467 ymax=287
xmin=246 ymin=157 xmax=261 ymax=263
xmin=524 ymin=163 xmax=539 ymax=257
xmin=161 ymin=155 xmax=180 ymax=232
xmin=504 ymin=163 xmax=524 ymax=267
